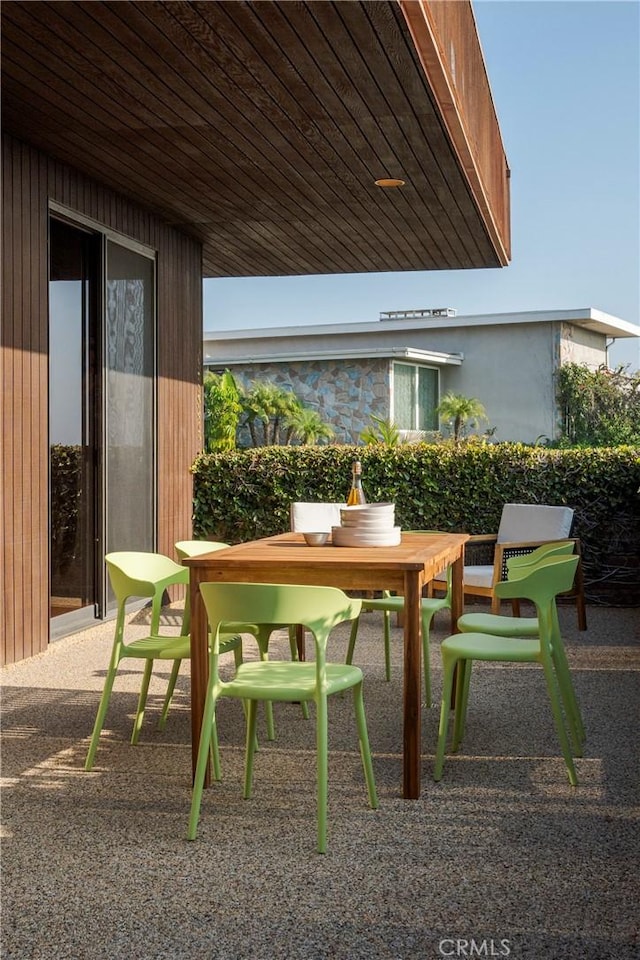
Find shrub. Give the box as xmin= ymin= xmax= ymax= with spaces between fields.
xmin=192 ymin=442 xmax=640 ymax=605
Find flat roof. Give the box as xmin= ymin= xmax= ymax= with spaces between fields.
xmin=205 ymin=346 xmax=463 ymax=366
xmin=204 ymin=307 xmax=640 ymax=343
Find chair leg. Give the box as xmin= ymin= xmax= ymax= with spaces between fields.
xmin=209 ymin=708 xmax=222 ymax=782
xmin=550 ymin=609 xmax=586 ymax=748
xmin=347 ymin=609 xmax=392 ymax=682
xmin=574 ymin=550 xmax=588 ymax=631
xmin=420 ymin=608 xmax=437 ymax=708
xmin=256 ymin=632 xmax=275 ymax=742
xmin=243 ymin=700 xmax=260 ymax=799
xmin=345 ymin=617 xmax=359 ymax=666
xmin=452 ymin=660 xmax=472 ymax=752
xmin=158 ymin=659 xmax=181 ymax=730
xmin=84 ymin=662 xmax=120 ymax=771
xmin=551 ymin=644 xmax=585 ymax=753
xmin=383 ymin=611 xmax=392 ymax=681
xmin=288 ymin=627 xmax=310 ymax=721
xmin=434 ymin=655 xmax=457 ymax=781
xmin=130 ymin=659 xmax=154 ymax=745
xmin=540 ymin=659 xmax=578 ymax=786
xmin=352 ymin=683 xmax=378 ymax=812
xmin=149 ymin=589 xmax=164 ymax=636
xmin=187 ymin=685 xmax=220 ymax=840
xmin=316 ymin=694 xmax=329 ymax=854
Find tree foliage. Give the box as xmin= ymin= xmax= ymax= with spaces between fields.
xmin=435 ymin=393 xmax=488 ymax=444
xmin=360 ymin=415 xmax=401 ymax=446
xmin=204 ymin=374 xmax=335 ymax=448
xmin=203 ymin=370 xmax=243 ymax=452
xmin=556 ymin=363 xmax=640 ymax=447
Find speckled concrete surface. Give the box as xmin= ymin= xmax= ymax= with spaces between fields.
xmin=2 ymin=602 xmax=639 ymax=960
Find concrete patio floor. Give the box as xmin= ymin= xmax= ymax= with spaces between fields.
xmin=1 ymin=601 xmax=639 ymax=960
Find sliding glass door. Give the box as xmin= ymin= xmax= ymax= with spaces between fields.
xmin=49 ymin=219 xmax=99 ymax=624
xmin=49 ymin=216 xmax=156 ymax=631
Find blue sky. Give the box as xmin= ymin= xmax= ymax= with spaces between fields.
xmin=203 ymin=0 xmax=640 ymax=371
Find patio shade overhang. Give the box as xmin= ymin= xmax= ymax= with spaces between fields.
xmin=1 ymin=0 xmax=511 ymax=278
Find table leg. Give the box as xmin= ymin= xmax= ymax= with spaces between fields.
xmin=402 ymin=571 xmax=422 ymax=799
xmin=450 ymin=552 xmax=464 ymax=708
xmin=190 ymin=572 xmax=211 ymax=787
xmin=450 ymin=553 xmax=464 ymax=633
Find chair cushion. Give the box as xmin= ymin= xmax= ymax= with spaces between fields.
xmin=497 ymin=503 xmax=574 ymax=543
xmin=433 ymin=565 xmax=493 ymax=587
xmin=290 ymin=502 xmax=344 ymax=533
xmin=461 ymin=565 xmax=494 ymax=588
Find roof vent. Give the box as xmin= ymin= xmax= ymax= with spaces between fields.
xmin=380 ymin=307 xmax=457 ymax=321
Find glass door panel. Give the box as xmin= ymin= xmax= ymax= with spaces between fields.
xmin=49 ymin=219 xmax=98 ymax=622
xmin=105 ymin=240 xmax=155 ymax=610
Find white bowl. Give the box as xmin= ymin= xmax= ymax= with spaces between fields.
xmin=332 ymin=526 xmax=401 ymax=547
xmin=302 ymin=531 xmax=329 ymax=547
xmin=340 ymin=503 xmax=395 ymax=522
xmin=340 ymin=513 xmax=395 ymax=527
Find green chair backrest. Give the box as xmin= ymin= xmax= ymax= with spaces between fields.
xmin=175 ymin=540 xmax=230 ymax=561
xmin=105 ymin=551 xmax=188 ymax=604
xmin=506 ymin=540 xmax=574 ymax=579
xmin=496 ymin=554 xmax=579 ymax=605
xmin=496 ymin=555 xmax=579 ymax=644
xmin=200 ymin=582 xmax=361 ymax=675
xmin=174 ymin=541 xmax=232 ymax=636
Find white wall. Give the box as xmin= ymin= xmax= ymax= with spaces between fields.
xmin=205 ymin=319 xmax=609 ymax=443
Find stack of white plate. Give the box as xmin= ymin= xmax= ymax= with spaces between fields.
xmin=332 ymin=503 xmax=400 ymax=547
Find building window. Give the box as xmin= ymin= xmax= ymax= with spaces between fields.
xmin=392 ymin=362 xmax=439 ymax=431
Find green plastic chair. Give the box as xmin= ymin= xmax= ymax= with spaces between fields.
xmin=85 ymin=551 xmax=208 ymax=770
xmin=457 ymin=540 xmax=576 ymax=637
xmin=345 ymin=533 xmax=452 ymax=707
xmin=434 ymin=555 xmax=582 ymax=786
xmin=175 ymin=540 xmax=309 ymax=736
xmin=162 ymin=541 xmax=247 ymax=732
xmin=188 ymin=582 xmax=379 ymax=853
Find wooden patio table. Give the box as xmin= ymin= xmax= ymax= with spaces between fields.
xmin=183 ymin=530 xmax=469 ymax=799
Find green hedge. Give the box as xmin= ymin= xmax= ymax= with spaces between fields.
xmin=192 ymin=443 xmax=640 ymax=606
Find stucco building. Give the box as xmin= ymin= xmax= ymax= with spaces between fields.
xmin=204 ymin=307 xmax=639 ymax=444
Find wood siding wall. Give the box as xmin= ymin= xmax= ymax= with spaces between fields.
xmin=1 ymin=133 xmax=203 ymax=665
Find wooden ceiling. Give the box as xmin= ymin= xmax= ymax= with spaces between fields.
xmin=1 ymin=0 xmax=510 ymax=278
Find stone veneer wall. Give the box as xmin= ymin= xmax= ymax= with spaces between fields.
xmin=229 ymin=358 xmax=391 ymax=444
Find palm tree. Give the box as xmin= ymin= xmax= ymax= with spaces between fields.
xmin=284 ymin=406 xmax=335 ymax=445
xmin=436 ymin=393 xmax=487 ymax=443
xmin=241 ymin=381 xmax=279 ymax=446
xmin=359 ymin=415 xmax=401 ymax=446
xmin=270 ymin=387 xmax=301 ymax=445
xmin=241 ymin=381 xmax=316 ymax=446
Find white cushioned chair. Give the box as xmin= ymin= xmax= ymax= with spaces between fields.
xmin=290 ymin=501 xmax=344 ymax=533
xmin=431 ymin=503 xmax=587 ymax=629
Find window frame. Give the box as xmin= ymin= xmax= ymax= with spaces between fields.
xmin=390 ymin=361 xmax=440 ymax=432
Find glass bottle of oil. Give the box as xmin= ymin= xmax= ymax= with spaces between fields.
xmin=346 ymin=460 xmax=367 ymax=506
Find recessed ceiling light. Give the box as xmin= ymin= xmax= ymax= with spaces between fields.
xmin=374 ymin=177 xmax=406 ymax=188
